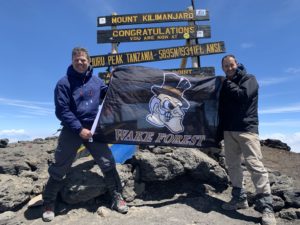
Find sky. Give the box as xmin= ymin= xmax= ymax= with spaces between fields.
xmin=0 ymin=0 xmax=300 ymax=152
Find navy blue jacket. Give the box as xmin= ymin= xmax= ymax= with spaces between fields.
xmin=218 ymin=64 xmax=259 ymax=135
xmin=54 ymin=65 xmax=107 ymax=134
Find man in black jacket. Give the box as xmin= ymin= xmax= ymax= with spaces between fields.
xmin=219 ymin=55 xmax=276 ymax=225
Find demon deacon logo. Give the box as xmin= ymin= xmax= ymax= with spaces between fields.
xmin=146 ymin=73 xmax=191 ymax=133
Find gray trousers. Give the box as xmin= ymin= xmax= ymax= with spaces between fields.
xmin=48 ymin=127 xmax=116 ymax=181
xmin=224 ymin=131 xmax=273 ymax=211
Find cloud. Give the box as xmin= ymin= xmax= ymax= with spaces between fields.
xmin=0 ymin=129 xmax=26 ymax=135
xmin=267 ymin=0 xmax=300 ymax=29
xmin=260 ymin=120 xmax=300 ymax=127
xmin=259 ymin=104 xmax=300 ymax=114
xmin=260 ymin=90 xmax=297 ymax=98
xmin=0 ymin=97 xmax=52 ymax=105
xmin=258 ymin=77 xmax=289 ymax=86
xmin=285 ymin=67 xmax=300 ymax=74
xmin=0 ymin=97 xmax=54 ymax=117
xmin=240 ymin=42 xmax=255 ymax=49
xmin=72 ymin=1 xmax=116 ymax=22
xmin=258 ymin=67 xmax=300 ymax=87
xmin=0 ymin=129 xmax=57 ymax=143
xmin=0 ymin=129 xmax=32 ymax=143
xmin=260 ymin=132 xmax=300 ymax=153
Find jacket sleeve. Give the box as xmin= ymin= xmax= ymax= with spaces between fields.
xmin=223 ymin=75 xmax=258 ymax=103
xmin=54 ymin=82 xmax=82 ymax=134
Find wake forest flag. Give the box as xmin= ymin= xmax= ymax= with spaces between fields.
xmin=93 ymin=66 xmax=223 ymax=148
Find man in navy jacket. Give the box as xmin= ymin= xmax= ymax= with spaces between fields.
xmin=219 ymin=55 xmax=276 ymax=225
xmin=42 ymin=47 xmax=128 ymax=222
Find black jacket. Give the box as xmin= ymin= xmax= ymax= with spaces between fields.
xmin=218 ymin=64 xmax=259 ymax=136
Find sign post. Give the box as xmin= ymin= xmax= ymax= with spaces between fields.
xmin=189 ymin=5 xmax=200 ymax=68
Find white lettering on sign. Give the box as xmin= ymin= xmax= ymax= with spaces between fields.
xmin=114 ymin=129 xmax=206 ymax=147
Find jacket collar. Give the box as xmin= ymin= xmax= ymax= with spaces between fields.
xmin=66 ymin=65 xmax=93 ymax=79
xmin=231 ymin=63 xmax=247 ymax=81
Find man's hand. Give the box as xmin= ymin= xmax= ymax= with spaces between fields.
xmin=79 ymin=128 xmax=92 ymax=140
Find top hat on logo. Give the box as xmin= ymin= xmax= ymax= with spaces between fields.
xmin=151 ymin=73 xmax=191 ymax=109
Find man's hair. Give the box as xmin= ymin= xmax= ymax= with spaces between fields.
xmin=72 ymin=47 xmax=91 ymax=61
xmin=221 ymin=54 xmax=237 ymax=66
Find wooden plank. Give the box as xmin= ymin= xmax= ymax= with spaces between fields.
xmin=27 ymin=194 xmax=43 ymax=208
xmin=97 ymin=9 xmax=209 ymax=27
xmin=98 ymin=67 xmax=215 ymax=81
xmin=97 ymin=25 xmax=211 ymax=43
xmin=91 ymin=41 xmax=225 ymax=68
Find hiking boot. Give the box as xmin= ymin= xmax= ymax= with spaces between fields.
xmin=222 ymin=198 xmax=249 ymax=210
xmin=262 ymin=208 xmax=276 ymax=225
xmin=42 ymin=203 xmax=55 ymax=222
xmin=111 ymin=192 xmax=128 ymax=214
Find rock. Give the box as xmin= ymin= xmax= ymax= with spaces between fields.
xmin=151 ymin=146 xmax=173 ymax=154
xmin=132 ymin=150 xmax=185 ymax=181
xmin=0 ymin=211 xmax=16 ymax=224
xmin=131 ymin=147 xmax=228 ymax=190
xmin=45 ymin=136 xmax=58 ymax=141
xmin=97 ymin=206 xmax=110 ymax=217
xmin=32 ymin=138 xmax=47 ymax=144
xmin=60 ymin=158 xmax=107 ymax=204
xmin=172 ymin=148 xmax=228 ymax=190
xmin=278 ymin=208 xmax=300 ymax=220
xmin=261 ymin=139 xmax=291 ymax=151
xmin=268 ymin=171 xmax=295 ymax=196
xmin=272 ymin=195 xmax=285 ymax=212
xmin=0 ymin=141 xmax=53 ymax=176
xmin=0 ymin=139 xmax=9 ymax=148
xmin=0 ymin=174 xmax=33 ymax=212
xmin=283 ymin=190 xmax=300 ymax=208
xmin=60 ymin=158 xmax=136 ymax=204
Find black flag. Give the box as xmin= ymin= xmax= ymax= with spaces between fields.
xmin=94 ymin=66 xmax=223 ymax=148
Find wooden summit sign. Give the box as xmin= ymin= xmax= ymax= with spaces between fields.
xmin=98 ymin=67 xmax=215 ymax=80
xmin=97 ymin=25 xmax=211 ymax=43
xmin=91 ymin=41 xmax=225 ymax=68
xmin=97 ymin=9 xmax=209 ymax=27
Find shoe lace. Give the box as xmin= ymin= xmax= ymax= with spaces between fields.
xmin=118 ymin=198 xmax=127 ymax=206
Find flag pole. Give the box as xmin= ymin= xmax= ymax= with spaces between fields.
xmin=89 ymin=12 xmax=118 ymax=142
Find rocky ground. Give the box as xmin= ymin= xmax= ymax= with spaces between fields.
xmin=0 ymin=138 xmax=299 ymax=225
xmin=261 ymin=146 xmax=300 ymax=189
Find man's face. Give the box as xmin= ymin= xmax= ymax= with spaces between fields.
xmin=72 ymin=51 xmax=90 ymax=74
xmin=222 ymin=56 xmax=238 ymax=79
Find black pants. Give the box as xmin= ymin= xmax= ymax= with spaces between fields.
xmin=43 ymin=127 xmax=116 ymax=204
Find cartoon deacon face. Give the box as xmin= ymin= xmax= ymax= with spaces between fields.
xmin=146 ymin=73 xmax=191 ymax=133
